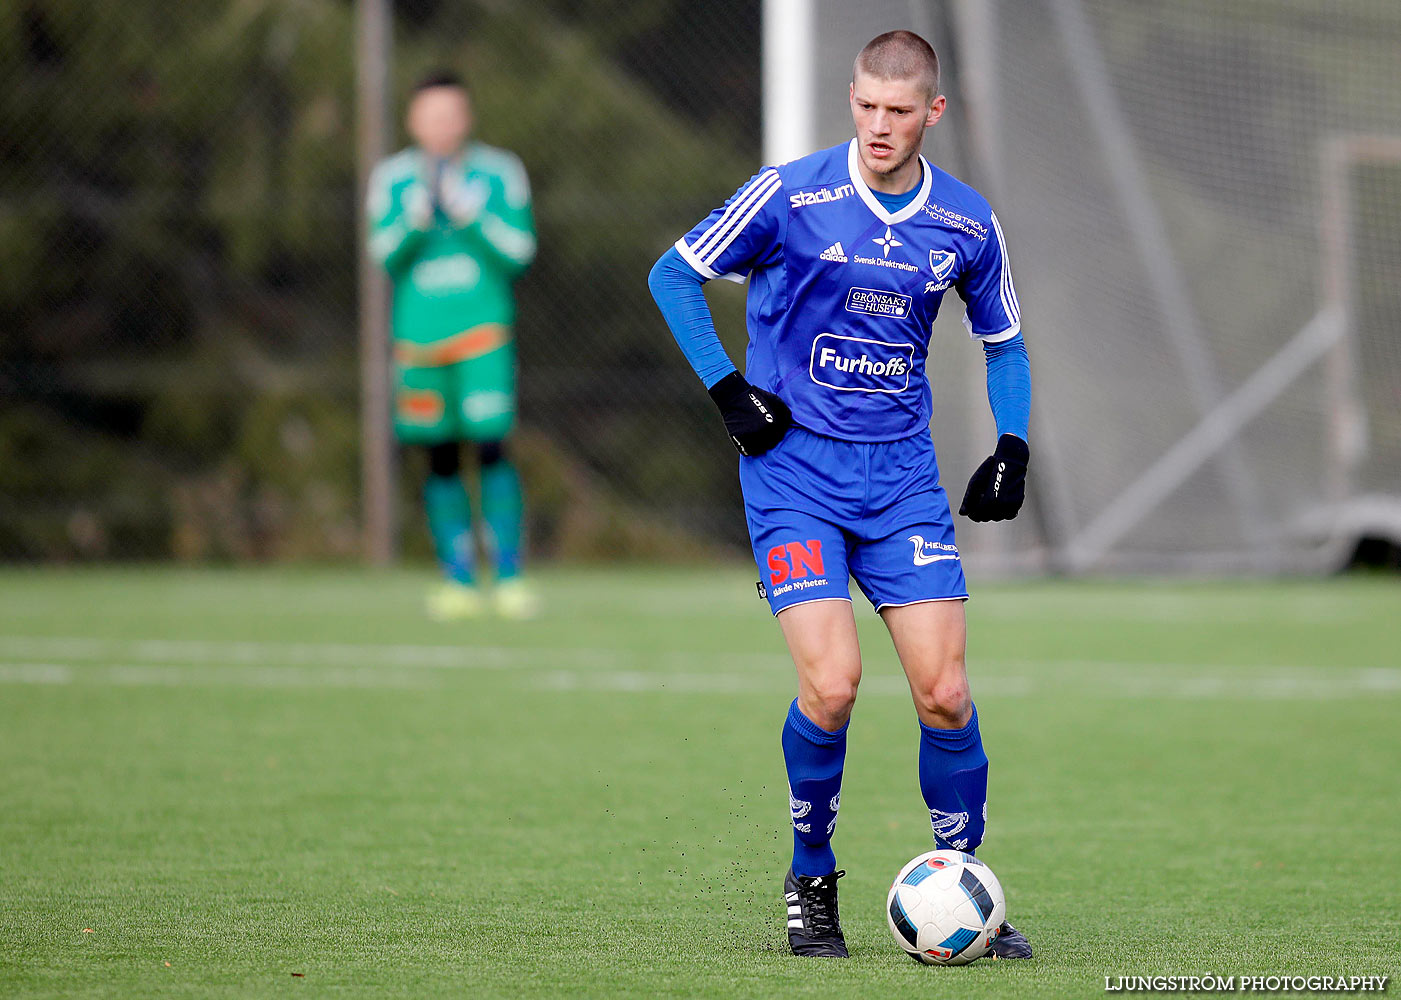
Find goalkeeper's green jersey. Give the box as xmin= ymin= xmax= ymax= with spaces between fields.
xmin=367 ymin=142 xmax=536 ymax=346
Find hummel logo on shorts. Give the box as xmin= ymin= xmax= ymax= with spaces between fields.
xmin=819 ymin=242 xmax=847 ymax=263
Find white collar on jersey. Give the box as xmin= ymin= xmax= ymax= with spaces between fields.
xmin=846 ymin=138 xmax=933 ymax=226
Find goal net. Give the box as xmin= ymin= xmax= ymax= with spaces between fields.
xmin=777 ymin=0 xmax=1401 ymax=573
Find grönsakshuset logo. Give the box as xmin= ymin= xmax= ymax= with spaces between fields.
xmin=845 ymin=286 xmax=913 ymax=319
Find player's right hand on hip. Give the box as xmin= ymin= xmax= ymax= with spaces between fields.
xmin=706 ymin=371 xmax=792 ymax=456
xmin=960 ymin=434 xmax=1029 ymax=521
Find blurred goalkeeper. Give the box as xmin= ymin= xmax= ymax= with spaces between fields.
xmin=648 ymin=31 xmax=1032 ymax=958
xmin=368 ymin=71 xmax=537 ymax=620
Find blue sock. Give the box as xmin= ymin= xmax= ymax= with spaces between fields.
xmin=424 ymin=474 xmax=475 ymax=584
xmin=918 ymin=705 xmax=989 ymax=853
xmin=480 ymin=460 xmax=523 ymax=580
xmin=782 ymin=699 xmax=847 ymax=878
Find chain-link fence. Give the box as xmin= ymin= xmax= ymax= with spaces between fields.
xmin=5 ymin=1 xmax=1400 ymax=573
xmin=0 ymin=0 xmax=760 ymax=563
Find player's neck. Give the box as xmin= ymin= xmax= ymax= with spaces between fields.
xmin=857 ymin=152 xmax=924 ymax=196
xmin=418 ymin=143 xmax=469 ymax=160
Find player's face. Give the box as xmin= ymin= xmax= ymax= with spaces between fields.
xmin=850 ymin=73 xmax=945 ymax=191
xmin=407 ymin=86 xmax=472 ymax=158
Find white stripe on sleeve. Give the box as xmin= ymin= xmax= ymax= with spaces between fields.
xmin=990 ymin=211 xmax=1020 ymax=325
xmin=674 ymin=238 xmax=720 ymax=279
xmin=686 ymin=169 xmax=781 ymax=268
xmin=480 ymin=215 xmax=537 ymax=266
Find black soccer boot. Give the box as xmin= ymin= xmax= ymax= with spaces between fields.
xmin=987 ymin=920 xmax=1033 ymax=959
xmin=784 ymin=869 xmax=848 ymax=957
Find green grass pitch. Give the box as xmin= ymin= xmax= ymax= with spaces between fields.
xmin=1 ymin=566 xmax=1397 ymax=997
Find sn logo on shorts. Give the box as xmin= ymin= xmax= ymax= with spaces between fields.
xmin=767 ymin=539 xmax=825 ymax=585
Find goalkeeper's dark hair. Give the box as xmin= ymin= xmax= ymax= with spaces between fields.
xmin=854 ymin=30 xmax=939 ymax=101
xmin=413 ymin=69 xmax=469 ymax=94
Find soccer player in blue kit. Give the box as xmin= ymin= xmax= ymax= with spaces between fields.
xmin=649 ymin=31 xmax=1033 ymax=959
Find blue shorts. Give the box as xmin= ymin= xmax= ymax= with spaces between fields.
xmin=740 ymin=427 xmax=969 ymax=615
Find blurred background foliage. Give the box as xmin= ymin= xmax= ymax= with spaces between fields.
xmin=0 ymin=0 xmax=758 ymax=562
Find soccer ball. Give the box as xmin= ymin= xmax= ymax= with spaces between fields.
xmin=886 ymin=849 xmax=1007 ymax=965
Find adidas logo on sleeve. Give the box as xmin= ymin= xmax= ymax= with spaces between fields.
xmin=819 ymin=242 xmax=847 ymax=263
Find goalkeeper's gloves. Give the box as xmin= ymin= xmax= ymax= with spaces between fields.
xmin=959 ymin=433 xmax=1028 ymax=522
xmin=439 ymin=174 xmax=489 ymax=227
xmin=706 ymin=372 xmax=792 ymax=456
xmin=403 ymin=183 xmax=434 ymax=231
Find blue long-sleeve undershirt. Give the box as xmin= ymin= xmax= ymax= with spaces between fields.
xmin=648 ymin=245 xmax=1030 ymax=441
xmin=983 ymin=333 xmax=1031 ymax=442
xmin=647 ymin=247 xmax=737 ymax=389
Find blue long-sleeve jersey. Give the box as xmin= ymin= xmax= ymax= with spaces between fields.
xmin=649 ymin=139 xmax=1029 ymax=442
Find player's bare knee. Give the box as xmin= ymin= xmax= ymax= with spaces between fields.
xmin=802 ymin=676 xmax=859 ymax=730
xmin=914 ymin=677 xmax=971 ymax=727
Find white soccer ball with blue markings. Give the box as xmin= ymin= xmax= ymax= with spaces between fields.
xmin=886 ymin=849 xmax=1007 ymax=965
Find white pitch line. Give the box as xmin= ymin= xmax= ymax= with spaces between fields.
xmin=0 ymin=634 xmax=796 ymax=677
xmin=0 ymin=635 xmax=1396 ymax=700
xmin=530 ymin=668 xmax=1400 ymax=701
xmin=1 ymin=659 xmax=1396 ymax=699
xmin=104 ymin=664 xmax=433 ymax=689
xmin=0 ymin=635 xmax=635 ymax=671
xmin=7 ymin=635 xmax=1394 ymax=678
xmin=563 ymin=663 xmax=1401 ymax=699
xmin=0 ymin=663 xmax=73 ymax=685
xmin=0 ymin=661 xmax=431 ymax=690
xmin=533 ymin=671 xmax=1037 ymax=698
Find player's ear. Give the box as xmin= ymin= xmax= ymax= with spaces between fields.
xmin=925 ymin=94 xmax=946 ymax=128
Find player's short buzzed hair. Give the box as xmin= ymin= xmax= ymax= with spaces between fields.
xmin=413 ymin=69 xmax=469 ymax=95
xmin=853 ymin=30 xmax=940 ymax=102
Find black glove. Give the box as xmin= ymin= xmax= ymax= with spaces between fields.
xmin=960 ymin=434 xmax=1029 ymax=522
xmin=706 ymin=372 xmax=792 ymax=456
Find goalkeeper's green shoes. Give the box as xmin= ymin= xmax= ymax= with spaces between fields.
xmin=492 ymin=578 xmax=540 ymax=620
xmin=427 ymin=581 xmax=485 ymax=621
